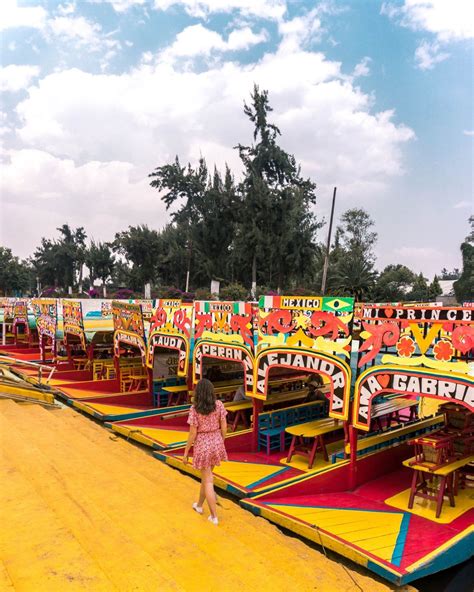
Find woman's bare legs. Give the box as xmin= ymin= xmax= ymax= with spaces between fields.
xmin=201 ymin=466 xmax=217 ymax=518
xmin=197 ymin=479 xmax=206 ymax=507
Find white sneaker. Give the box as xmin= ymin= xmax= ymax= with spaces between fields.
xmin=208 ymin=515 xmax=219 ymax=525
xmin=192 ymin=503 xmax=203 ymax=514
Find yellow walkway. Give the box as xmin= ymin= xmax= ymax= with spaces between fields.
xmin=0 ymin=400 xmax=410 ymax=592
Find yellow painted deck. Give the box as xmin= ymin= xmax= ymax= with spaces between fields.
xmin=0 ymin=399 xmax=410 ymax=592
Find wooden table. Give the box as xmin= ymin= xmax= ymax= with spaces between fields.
xmin=225 ymin=400 xmax=252 ymax=431
xmin=162 ymin=384 xmax=188 ymax=406
xmin=128 ymin=373 xmax=148 ymax=392
xmin=286 ymin=418 xmax=343 ymax=468
xmin=73 ymin=358 xmax=89 ymax=371
xmin=403 ymin=454 xmax=474 ymax=518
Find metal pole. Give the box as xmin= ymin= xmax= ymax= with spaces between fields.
xmin=321 ymin=187 xmax=337 ymax=295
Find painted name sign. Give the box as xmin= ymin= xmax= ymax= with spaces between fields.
xmin=255 ymin=349 xmax=349 ymax=418
xmin=147 ymin=333 xmax=188 ymax=375
xmin=355 ymin=369 xmax=474 ymax=429
xmin=362 ymin=307 xmax=472 ymax=322
xmin=194 ymin=341 xmax=254 ymax=391
xmin=280 ymin=297 xmax=322 ymax=310
xmin=114 ymin=330 xmax=146 ymax=363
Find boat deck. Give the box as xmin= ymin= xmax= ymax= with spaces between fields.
xmin=156 ymin=436 xmax=348 ymax=497
xmin=242 ymin=466 xmax=473 ymax=585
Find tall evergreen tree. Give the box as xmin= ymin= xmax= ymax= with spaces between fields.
xmin=235 ymin=85 xmax=320 ymax=294
xmin=149 ymin=158 xmax=238 ymax=289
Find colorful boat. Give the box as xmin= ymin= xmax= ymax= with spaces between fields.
xmin=0 ymin=299 xmax=41 ymax=360
xmin=66 ymin=300 xmax=159 ymax=420
xmin=154 ymin=296 xmax=356 ymax=497
xmin=241 ymin=303 xmax=473 ymax=585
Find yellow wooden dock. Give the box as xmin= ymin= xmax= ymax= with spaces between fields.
xmin=0 ymin=399 xmax=410 ymax=591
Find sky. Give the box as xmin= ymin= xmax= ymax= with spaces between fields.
xmin=0 ymin=0 xmax=473 ymax=280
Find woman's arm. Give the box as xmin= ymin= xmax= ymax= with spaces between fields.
xmin=183 ymin=425 xmax=197 ymax=464
xmin=220 ymin=417 xmax=227 ymax=440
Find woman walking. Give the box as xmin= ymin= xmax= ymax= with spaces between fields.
xmin=183 ymin=378 xmax=228 ymax=524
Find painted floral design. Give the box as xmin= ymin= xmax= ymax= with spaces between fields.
xmin=433 ymin=339 xmax=454 ymax=362
xmin=396 ymin=336 xmax=416 ymax=357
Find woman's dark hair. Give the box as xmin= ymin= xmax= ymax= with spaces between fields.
xmin=194 ymin=378 xmax=216 ymax=415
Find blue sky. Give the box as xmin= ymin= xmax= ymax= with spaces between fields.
xmin=1 ymin=0 xmax=472 ymax=279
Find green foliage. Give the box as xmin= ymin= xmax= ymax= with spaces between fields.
xmin=429 ymin=275 xmax=442 ymax=300
xmin=408 ymin=273 xmax=430 ymax=301
xmin=113 ymin=225 xmax=162 ymax=291
xmin=327 ymin=208 xmax=378 ymax=300
xmin=219 ymin=282 xmax=248 ymax=301
xmin=234 ymin=85 xmax=321 ymax=291
xmin=440 ymin=267 xmax=461 ymax=280
xmin=149 ymin=159 xmax=237 ymax=287
xmin=31 ymin=225 xmax=86 ymax=290
xmin=0 ymin=247 xmax=33 ymax=295
xmin=330 ymin=250 xmax=377 ymax=301
xmin=454 ymin=216 xmax=474 ymax=302
xmin=86 ymin=241 xmax=115 ymax=285
xmin=373 ymin=265 xmax=416 ymax=302
xmin=194 ymin=287 xmax=213 ymax=300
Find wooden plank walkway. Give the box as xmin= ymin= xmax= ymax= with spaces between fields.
xmin=0 ymin=400 xmax=407 ymax=591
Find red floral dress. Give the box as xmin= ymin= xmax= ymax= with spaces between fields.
xmin=187 ymin=400 xmax=228 ymax=469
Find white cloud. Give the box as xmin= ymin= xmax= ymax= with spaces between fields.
xmin=153 ymin=0 xmax=286 ymax=20
xmin=278 ymin=8 xmax=323 ymax=51
xmin=392 ymin=246 xmax=445 ymax=274
xmin=463 ymin=130 xmax=474 ymax=136
xmin=0 ymin=65 xmax=40 ymax=92
xmin=453 ymin=201 xmax=472 ymax=209
xmin=161 ymin=23 xmax=267 ymax=60
xmin=4 ymin=20 xmax=414 ymax=258
xmin=353 ymin=56 xmax=371 ymax=78
xmin=382 ymin=0 xmax=474 ymax=42
xmin=414 ymin=40 xmax=449 ymax=69
xmin=107 ymin=0 xmax=146 ymax=11
xmin=0 ymin=0 xmax=47 ymax=31
xmin=48 ymin=16 xmax=103 ymax=49
xmin=382 ymin=0 xmax=474 ymax=69
xmin=1 ymin=149 xmax=166 ymax=259
xmin=58 ymin=2 xmax=76 ymax=16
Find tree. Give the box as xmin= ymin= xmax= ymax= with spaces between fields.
xmin=56 ymin=224 xmax=87 ymax=291
xmin=329 ymin=208 xmax=378 ymax=300
xmin=408 ymin=273 xmax=430 ymax=301
xmin=0 ymin=247 xmax=33 ymax=295
xmin=86 ymin=241 xmax=115 ymax=297
xmin=234 ymin=85 xmax=321 ymax=294
xmin=149 ymin=158 xmax=238 ymax=289
xmin=32 ymin=225 xmax=87 ymax=292
xmin=429 ymin=275 xmax=442 ymax=301
xmin=113 ymin=225 xmax=162 ymax=295
xmin=331 ymin=251 xmax=377 ymax=301
xmin=440 ymin=267 xmax=461 ymax=280
xmin=32 ymin=238 xmax=62 ymax=288
xmin=335 ymin=208 xmax=377 ymax=262
xmin=454 ymin=216 xmax=474 ymax=303
xmin=373 ymin=264 xmax=416 ymax=302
